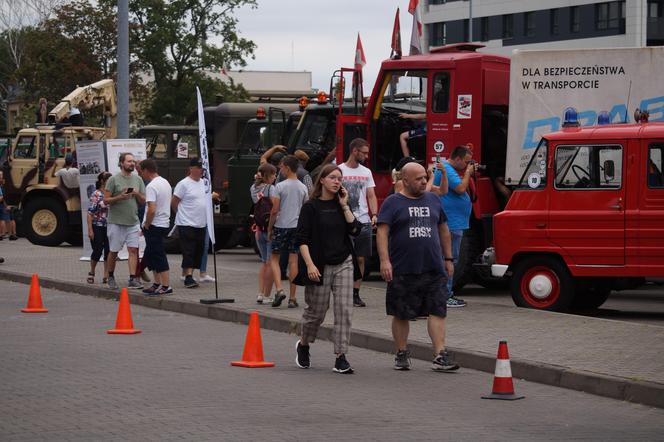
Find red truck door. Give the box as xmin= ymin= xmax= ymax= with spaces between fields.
xmin=637 ymin=140 xmax=664 ymax=273
xmin=547 ymin=141 xmax=626 ymax=266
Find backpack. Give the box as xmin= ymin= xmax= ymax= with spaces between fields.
xmin=254 ymin=185 xmax=273 ymax=232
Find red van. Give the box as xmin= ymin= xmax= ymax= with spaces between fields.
xmin=490 ymin=121 xmax=664 ymax=311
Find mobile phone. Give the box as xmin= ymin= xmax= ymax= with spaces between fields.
xmin=125 ymin=187 xmax=134 ymax=194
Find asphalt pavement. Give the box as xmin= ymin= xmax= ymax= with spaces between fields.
xmin=2 ymin=281 xmax=664 ymax=442
xmin=0 ymin=239 xmax=663 ymax=408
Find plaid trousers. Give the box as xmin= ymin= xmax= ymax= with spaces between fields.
xmin=301 ymin=255 xmax=354 ymax=355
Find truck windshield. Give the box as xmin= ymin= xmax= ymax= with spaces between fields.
xmin=294 ymin=112 xmax=335 ymax=151
xmin=380 ymin=70 xmax=427 ymax=113
xmin=518 ymin=138 xmax=547 ymax=189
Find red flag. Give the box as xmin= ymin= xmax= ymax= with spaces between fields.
xmin=354 ymin=33 xmax=366 ymax=70
xmin=391 ymin=8 xmax=402 ymax=59
xmin=408 ymin=0 xmax=422 ymax=55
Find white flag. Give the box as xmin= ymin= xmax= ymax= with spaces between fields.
xmin=408 ymin=0 xmax=422 ymax=56
xmin=196 ymin=86 xmax=215 ymax=246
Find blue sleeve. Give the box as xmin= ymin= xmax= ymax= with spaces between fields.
xmin=377 ymin=195 xmax=395 ymax=225
xmin=433 ymin=169 xmax=442 ymax=186
xmin=445 ymin=163 xmax=462 ymax=190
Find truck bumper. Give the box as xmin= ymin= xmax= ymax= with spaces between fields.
xmin=491 ymin=264 xmax=509 ymax=278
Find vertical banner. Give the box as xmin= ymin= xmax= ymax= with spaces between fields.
xmin=105 ymin=139 xmax=147 ymax=260
xmin=77 ymin=140 xmax=107 ymax=261
xmin=196 ymin=87 xmax=215 ymax=246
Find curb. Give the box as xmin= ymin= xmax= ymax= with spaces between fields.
xmin=3 ymin=269 xmax=663 ymax=409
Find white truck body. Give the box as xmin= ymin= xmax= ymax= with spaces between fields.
xmin=505 ymin=46 xmax=664 ymax=184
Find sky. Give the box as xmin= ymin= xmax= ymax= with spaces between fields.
xmin=234 ymin=0 xmax=416 ymax=93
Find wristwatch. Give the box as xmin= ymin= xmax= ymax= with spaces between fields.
xmin=444 ymin=257 xmax=454 ymax=262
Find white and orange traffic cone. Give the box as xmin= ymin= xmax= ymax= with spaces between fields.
xmin=482 ymin=341 xmax=525 ymax=400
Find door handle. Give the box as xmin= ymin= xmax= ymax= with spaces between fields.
xmin=608 ymin=204 xmax=623 ymax=210
xmin=536 ymin=223 xmax=546 ymax=228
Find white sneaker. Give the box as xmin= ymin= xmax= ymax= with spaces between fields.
xmin=257 ymin=294 xmax=265 ymax=304
xmin=200 ymin=275 xmax=215 ymax=283
xmin=180 ymin=276 xmax=186 ymax=282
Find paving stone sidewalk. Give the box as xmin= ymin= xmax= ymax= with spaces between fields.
xmin=1 ymin=239 xmax=663 ymax=403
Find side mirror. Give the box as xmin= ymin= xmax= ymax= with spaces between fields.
xmin=603 ymin=160 xmax=615 ymax=182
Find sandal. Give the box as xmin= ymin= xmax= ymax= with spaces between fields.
xmin=102 ymin=277 xmax=108 ymax=284
xmin=87 ymin=272 xmax=95 ymax=284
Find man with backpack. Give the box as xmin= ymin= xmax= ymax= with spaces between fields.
xmin=251 ymin=163 xmax=278 ymax=304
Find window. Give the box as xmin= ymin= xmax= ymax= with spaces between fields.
xmin=570 ymin=6 xmax=580 ymax=33
xmin=48 ymin=135 xmax=66 ymax=159
xmin=294 ymin=113 xmax=335 ymax=151
xmin=428 ymin=22 xmax=446 ymax=46
xmin=432 ymin=73 xmax=450 ymax=113
xmin=554 ymin=144 xmax=623 ymax=189
xmin=13 ymin=135 xmax=36 ymax=159
xmin=648 ymin=144 xmax=664 ymax=188
xmin=463 ymin=19 xmax=469 ymax=42
xmin=175 ymin=133 xmax=199 ymax=158
xmin=596 ymin=1 xmax=624 ymax=30
xmin=550 ymin=8 xmax=560 ymax=34
xmin=518 ymin=138 xmax=547 ymax=189
xmin=502 ymin=14 xmax=513 ymax=38
xmin=147 ymin=134 xmax=168 ymax=159
xmin=481 ymin=17 xmax=489 ymax=41
xmin=524 ymin=12 xmax=536 ymax=37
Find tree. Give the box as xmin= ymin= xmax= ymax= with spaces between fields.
xmin=119 ymin=0 xmax=257 ymax=122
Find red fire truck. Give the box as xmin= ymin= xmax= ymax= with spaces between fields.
xmin=488 ymin=116 xmax=664 ymax=312
xmin=294 ymin=43 xmax=510 ymax=288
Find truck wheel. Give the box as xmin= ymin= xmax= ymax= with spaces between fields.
xmin=510 ymin=256 xmax=574 ymax=312
xmin=24 ymin=197 xmax=68 ymax=247
xmin=571 ymin=280 xmax=611 ymax=311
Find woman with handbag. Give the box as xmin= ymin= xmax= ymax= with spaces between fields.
xmin=293 ymin=164 xmax=362 ymax=374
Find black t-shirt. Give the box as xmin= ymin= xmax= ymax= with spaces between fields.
xmin=317 ymin=199 xmax=352 ymax=265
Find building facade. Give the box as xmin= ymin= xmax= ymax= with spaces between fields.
xmin=423 ymin=0 xmax=664 ymax=54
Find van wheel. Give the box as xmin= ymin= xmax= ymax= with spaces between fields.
xmin=510 ymin=256 xmax=574 ymax=312
xmin=24 ymin=197 xmax=68 ymax=246
xmin=571 ymin=280 xmax=611 ymax=311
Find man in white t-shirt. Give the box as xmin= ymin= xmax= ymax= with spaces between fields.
xmin=172 ymin=157 xmax=208 ymax=288
xmin=138 ymin=159 xmax=173 ymax=295
xmin=54 ymin=154 xmax=80 ymax=189
xmin=338 ymin=138 xmax=377 ymax=307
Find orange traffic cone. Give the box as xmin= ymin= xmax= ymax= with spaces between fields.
xmin=231 ymin=311 xmax=274 ymax=368
xmin=21 ymin=274 xmax=48 ymax=313
xmin=482 ymin=341 xmax=525 ymax=400
xmin=107 ymin=288 xmax=141 ymax=334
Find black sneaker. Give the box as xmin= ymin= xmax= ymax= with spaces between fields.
xmin=394 ymin=349 xmax=412 ymax=370
xmin=271 ymin=289 xmax=286 ymax=307
xmin=184 ymin=275 xmax=199 ymax=288
xmin=295 ymin=340 xmax=310 ymax=369
xmin=432 ymin=350 xmax=459 ymax=372
xmin=288 ymin=299 xmax=299 ymax=308
xmin=9 ymin=235 xmax=17 ymax=241
xmin=333 ymin=354 xmax=354 ymax=374
xmin=142 ymin=283 xmax=160 ymax=295
xmin=447 ymin=296 xmax=467 ymax=308
xmin=155 ymin=286 xmax=173 ymax=295
xmin=353 ymin=293 xmax=366 ymax=307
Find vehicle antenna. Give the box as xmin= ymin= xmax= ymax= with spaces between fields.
xmin=624 ymin=80 xmax=632 ymax=123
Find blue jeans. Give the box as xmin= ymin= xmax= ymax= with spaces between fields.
xmin=200 ymin=232 xmax=210 ymax=273
xmin=447 ymin=229 xmax=464 ymax=298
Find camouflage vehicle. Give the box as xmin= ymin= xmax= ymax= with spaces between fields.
xmin=3 ymin=79 xmax=116 ymax=246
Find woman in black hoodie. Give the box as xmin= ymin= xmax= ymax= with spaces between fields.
xmin=294 ymin=164 xmax=362 ymax=374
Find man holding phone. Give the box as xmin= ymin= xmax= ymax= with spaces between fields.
xmin=104 ymin=152 xmax=146 ymax=290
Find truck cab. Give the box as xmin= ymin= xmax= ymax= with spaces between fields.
xmin=491 ymin=119 xmax=664 ymax=311
xmin=3 ymin=126 xmax=106 ymax=246
xmin=298 ymin=44 xmax=510 ymax=287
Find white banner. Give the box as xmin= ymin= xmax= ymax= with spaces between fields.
xmin=196 ymin=87 xmax=215 ymax=246
xmin=77 ymin=140 xmax=107 ymax=261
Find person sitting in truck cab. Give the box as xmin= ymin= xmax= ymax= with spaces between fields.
xmin=398 ymin=113 xmax=426 ymax=158
xmin=648 ymin=158 xmax=663 ymax=188
xmin=54 ymin=154 xmax=80 ymax=189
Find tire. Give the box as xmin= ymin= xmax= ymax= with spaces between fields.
xmin=23 ymin=197 xmax=68 ymax=247
xmin=572 ymin=280 xmax=611 ymax=311
xmin=510 ymin=256 xmax=575 ymax=312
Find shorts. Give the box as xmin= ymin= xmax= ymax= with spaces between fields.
xmin=351 ymin=223 xmax=372 ymax=257
xmin=107 ymin=223 xmax=140 ymax=252
xmin=256 ymin=230 xmax=271 ymax=263
xmin=0 ymin=206 xmax=9 ymax=221
xmin=143 ymin=225 xmax=170 ymax=273
xmin=178 ymin=225 xmax=206 ymax=270
xmin=386 ymin=271 xmax=448 ymax=320
xmin=271 ymin=227 xmax=298 ymax=254
xmin=408 ymin=126 xmax=427 ymax=139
